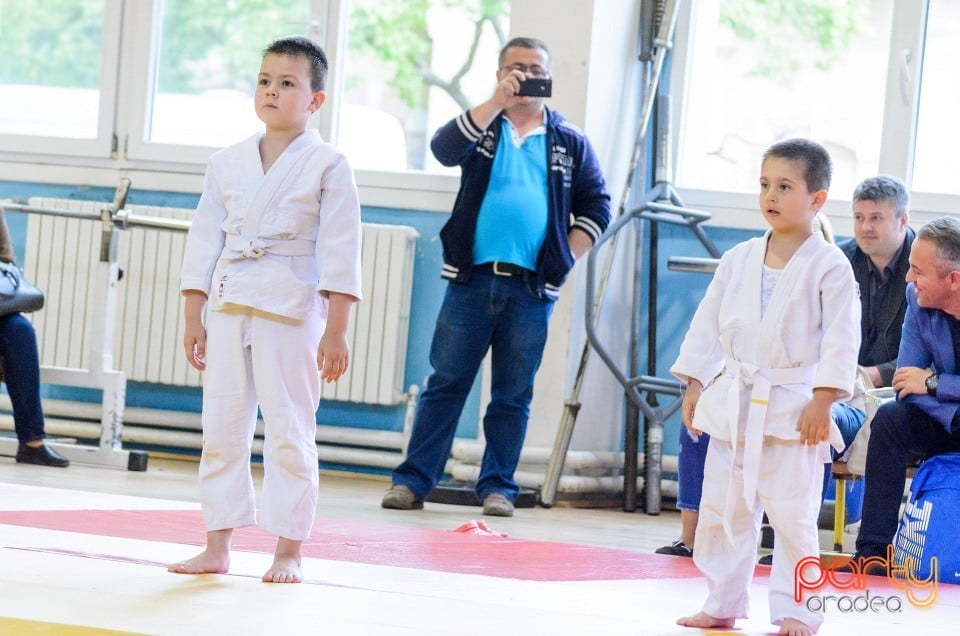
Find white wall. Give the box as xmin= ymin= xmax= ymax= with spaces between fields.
xmin=505 ymin=0 xmax=644 ymax=451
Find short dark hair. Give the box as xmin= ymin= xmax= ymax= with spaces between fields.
xmin=853 ymin=175 xmax=910 ymax=218
xmin=917 ymin=217 xmax=960 ymax=274
xmin=263 ymin=36 xmax=328 ymax=92
xmin=762 ymin=138 xmax=832 ymax=193
xmin=498 ymin=36 xmax=551 ymax=68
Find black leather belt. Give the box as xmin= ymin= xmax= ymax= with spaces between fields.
xmin=478 ymin=261 xmax=531 ymax=277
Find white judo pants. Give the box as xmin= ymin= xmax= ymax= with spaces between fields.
xmin=695 ymin=437 xmax=825 ymax=631
xmin=198 ymin=305 xmax=323 ymax=541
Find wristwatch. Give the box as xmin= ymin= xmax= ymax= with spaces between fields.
xmin=925 ymin=372 xmax=939 ymax=397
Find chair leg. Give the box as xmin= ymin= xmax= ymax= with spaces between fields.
xmin=833 ymin=477 xmax=847 ymax=552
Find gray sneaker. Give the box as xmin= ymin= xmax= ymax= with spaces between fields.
xmin=482 ymin=493 xmax=515 ymax=517
xmin=381 ymin=485 xmax=423 ymax=510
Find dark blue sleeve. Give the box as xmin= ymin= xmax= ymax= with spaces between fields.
xmin=430 ymin=111 xmax=485 ymax=167
xmin=569 ymin=136 xmax=611 ymax=244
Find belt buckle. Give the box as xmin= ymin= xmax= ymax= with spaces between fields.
xmin=492 ymin=261 xmax=513 ymax=277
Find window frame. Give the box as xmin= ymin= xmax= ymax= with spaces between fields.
xmin=670 ymin=0 xmax=949 ymax=237
xmin=7 ymin=0 xmax=952 ymax=226
xmin=0 ymin=0 xmax=123 ymax=159
xmin=0 ymin=0 xmax=477 ymax=212
xmin=117 ymin=0 xmax=339 ymax=167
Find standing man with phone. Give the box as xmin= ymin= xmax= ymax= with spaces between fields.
xmin=382 ymin=36 xmax=610 ymax=517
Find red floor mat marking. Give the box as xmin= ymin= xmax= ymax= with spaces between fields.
xmin=0 ymin=509 xmax=706 ymax=582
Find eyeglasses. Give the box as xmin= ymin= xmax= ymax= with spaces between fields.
xmin=500 ymin=63 xmax=550 ymax=78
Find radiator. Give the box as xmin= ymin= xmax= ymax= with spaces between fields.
xmin=23 ymin=198 xmax=418 ymax=406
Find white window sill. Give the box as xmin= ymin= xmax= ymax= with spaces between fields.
xmin=0 ymin=157 xmax=459 ymax=214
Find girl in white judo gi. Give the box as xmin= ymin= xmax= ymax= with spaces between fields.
xmin=169 ymin=36 xmax=362 ymax=584
xmin=672 ymin=139 xmax=860 ymax=635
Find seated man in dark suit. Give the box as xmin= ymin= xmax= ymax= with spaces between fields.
xmin=840 ymin=176 xmax=915 ymax=389
xmin=831 ymin=175 xmax=915 ymax=457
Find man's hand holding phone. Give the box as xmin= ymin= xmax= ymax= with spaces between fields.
xmin=493 ymin=68 xmax=551 ymax=109
xmin=516 ymin=77 xmax=552 ymax=97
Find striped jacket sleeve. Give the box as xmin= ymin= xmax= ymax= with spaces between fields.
xmin=430 ymin=111 xmax=486 ymax=167
xmin=569 ymin=134 xmax=611 ymax=244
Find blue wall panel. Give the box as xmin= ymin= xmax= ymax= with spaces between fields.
xmin=1 ymin=181 xmax=482 ymax=440
xmin=4 ymin=179 xmax=854 ymax=458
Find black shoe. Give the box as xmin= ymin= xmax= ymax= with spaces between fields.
xmin=832 ymin=545 xmax=890 ymax=576
xmin=655 ymin=540 xmax=693 ymax=558
xmin=757 ymin=553 xmax=773 ymax=566
xmin=760 ymin=523 xmax=775 ymax=549
xmin=16 ymin=443 xmax=70 ymax=468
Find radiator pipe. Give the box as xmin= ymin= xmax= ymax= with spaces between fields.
xmin=451 ymin=440 xmax=679 ymax=473
xmin=1 ymin=396 xmax=682 ymax=492
xmin=0 ymin=416 xmax=404 ymax=470
xmin=449 ymin=463 xmax=679 ymax=497
xmin=1 ymin=397 xmax=405 ymax=450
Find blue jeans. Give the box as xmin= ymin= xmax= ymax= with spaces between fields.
xmin=0 ymin=313 xmax=45 ymax=443
xmin=676 ymin=401 xmax=866 ymax=512
xmin=677 ymin=428 xmax=709 ymax=511
xmin=823 ymin=402 xmax=867 ymax=523
xmin=392 ymin=268 xmax=553 ymax=502
xmin=856 ymin=400 xmax=960 ymax=552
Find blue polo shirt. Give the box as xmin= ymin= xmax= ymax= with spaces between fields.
xmin=472 ymin=118 xmax=549 ymax=270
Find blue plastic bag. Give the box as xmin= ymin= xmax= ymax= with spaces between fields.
xmin=893 ymin=453 xmax=960 ymax=584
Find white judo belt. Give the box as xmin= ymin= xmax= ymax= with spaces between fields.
xmin=224 ymin=234 xmax=315 ymax=259
xmin=722 ymin=359 xmax=817 ymax=541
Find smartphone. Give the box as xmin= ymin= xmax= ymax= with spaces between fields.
xmin=516 ymin=77 xmax=552 ymax=98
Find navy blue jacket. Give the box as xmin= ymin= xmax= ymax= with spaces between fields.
xmin=899 ymin=283 xmax=960 ymax=432
xmin=430 ymin=107 xmax=611 ymax=300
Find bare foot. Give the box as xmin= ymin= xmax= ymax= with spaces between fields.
xmin=676 ymin=611 xmax=736 ymax=628
xmin=167 ymin=548 xmax=229 ymax=574
xmin=778 ymin=618 xmax=813 ymax=636
xmin=168 ymin=528 xmax=231 ymax=575
xmin=262 ymin=537 xmax=303 ymax=583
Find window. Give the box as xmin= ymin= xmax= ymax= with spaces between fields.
xmin=338 ymin=0 xmax=509 ymax=172
xmin=145 ymin=0 xmax=313 ymax=147
xmin=911 ymin=0 xmax=960 ymax=196
xmin=0 ymin=0 xmax=510 ymax=179
xmin=121 ymin=0 xmax=325 ymax=164
xmin=675 ymin=0 xmax=894 ymax=198
xmin=0 ymin=0 xmax=120 ymax=156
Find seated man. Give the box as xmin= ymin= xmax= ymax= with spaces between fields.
xmin=657 ymin=175 xmax=914 ymax=559
xmin=843 ymin=217 xmax=960 ymax=573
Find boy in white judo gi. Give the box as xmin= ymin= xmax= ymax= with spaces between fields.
xmin=672 ymin=139 xmax=860 ymax=635
xmin=169 ymin=36 xmax=362 ymax=584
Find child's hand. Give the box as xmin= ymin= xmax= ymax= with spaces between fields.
xmin=183 ymin=321 xmax=206 ymax=371
xmin=182 ymin=292 xmax=207 ymax=371
xmin=681 ymin=378 xmax=703 ymax=435
xmin=797 ymin=389 xmax=835 ymax=445
xmin=317 ymin=331 xmax=349 ymax=383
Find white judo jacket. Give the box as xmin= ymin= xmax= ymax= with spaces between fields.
xmin=671 ymin=231 xmax=861 ymax=506
xmin=180 ymin=129 xmax=363 ymax=320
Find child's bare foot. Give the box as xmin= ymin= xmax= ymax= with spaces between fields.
xmin=262 ymin=536 xmax=303 ymax=583
xmin=167 ymin=548 xmax=229 ymax=574
xmin=677 ymin=612 xmax=736 ymax=629
xmin=778 ymin=618 xmax=813 ymax=636
xmin=168 ymin=528 xmax=231 ymax=575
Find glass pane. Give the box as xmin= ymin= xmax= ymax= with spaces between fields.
xmin=148 ymin=0 xmax=312 ymax=146
xmin=677 ymin=0 xmax=893 ymax=196
xmin=0 ymin=0 xmax=105 ymax=139
xmin=340 ymin=0 xmax=510 ymax=172
xmin=912 ymin=1 xmax=960 ymax=195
